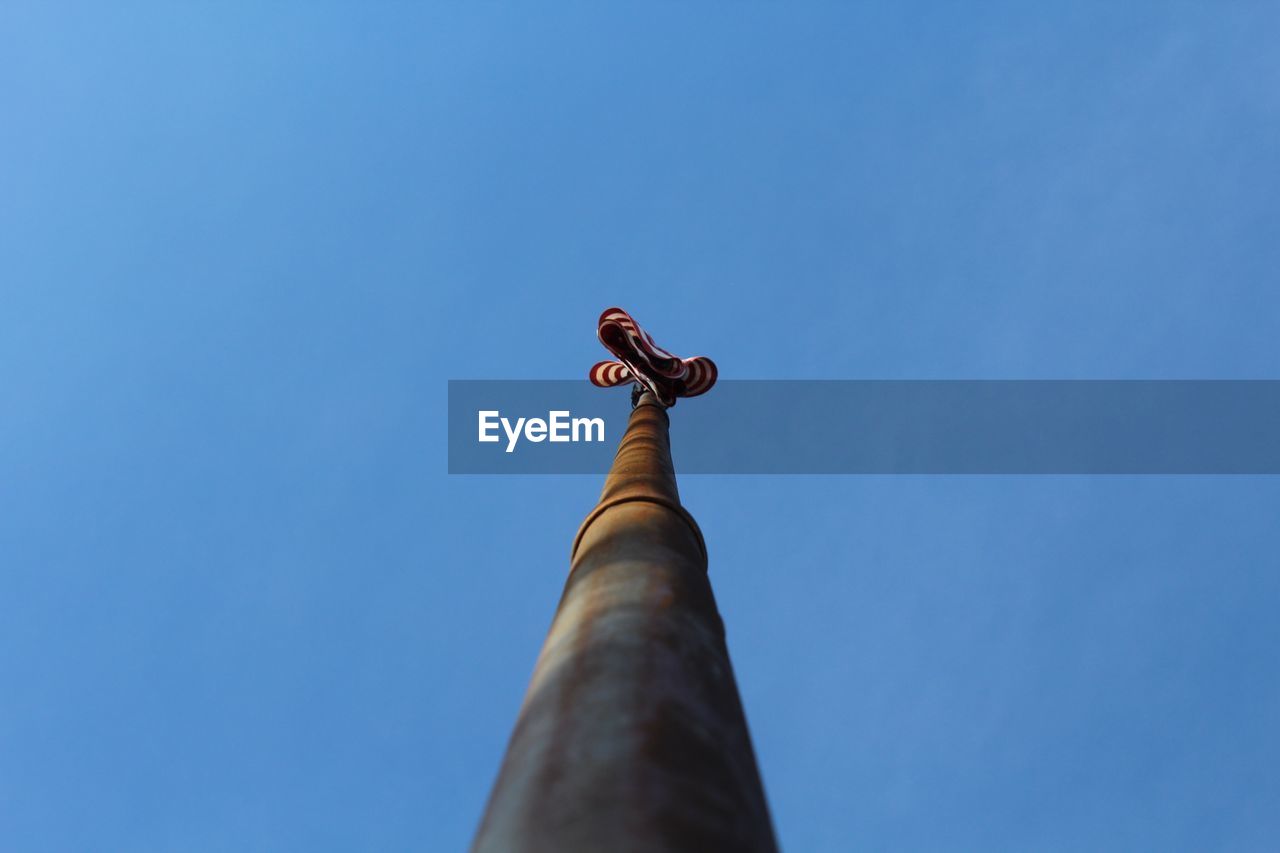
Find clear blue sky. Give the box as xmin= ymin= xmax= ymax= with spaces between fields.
xmin=3 ymin=4 xmax=1279 ymax=850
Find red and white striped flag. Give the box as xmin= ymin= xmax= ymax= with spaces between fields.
xmin=588 ymin=308 xmax=717 ymax=407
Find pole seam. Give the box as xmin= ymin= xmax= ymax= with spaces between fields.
xmin=570 ymin=494 xmax=708 ymax=564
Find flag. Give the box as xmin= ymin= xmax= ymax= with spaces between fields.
xmin=588 ymin=307 xmax=717 ymax=407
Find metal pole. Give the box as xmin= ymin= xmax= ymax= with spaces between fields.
xmin=473 ymin=392 xmax=778 ymax=853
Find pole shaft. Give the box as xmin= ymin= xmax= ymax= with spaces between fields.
xmin=473 ymin=393 xmax=777 ymax=853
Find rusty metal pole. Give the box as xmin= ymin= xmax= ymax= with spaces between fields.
xmin=473 ymin=391 xmax=778 ymax=853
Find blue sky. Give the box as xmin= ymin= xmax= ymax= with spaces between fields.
xmin=3 ymin=3 xmax=1279 ymax=850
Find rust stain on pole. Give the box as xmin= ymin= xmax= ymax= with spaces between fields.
xmin=473 ymin=393 xmax=778 ymax=853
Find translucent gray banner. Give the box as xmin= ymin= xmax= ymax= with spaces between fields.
xmin=448 ymin=380 xmax=1280 ymax=474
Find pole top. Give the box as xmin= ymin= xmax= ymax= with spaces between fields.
xmin=587 ymin=308 xmax=718 ymax=407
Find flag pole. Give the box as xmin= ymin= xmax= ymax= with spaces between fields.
xmin=472 ymin=390 xmax=777 ymax=852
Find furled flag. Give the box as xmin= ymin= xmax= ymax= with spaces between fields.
xmin=588 ymin=307 xmax=718 ymax=407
